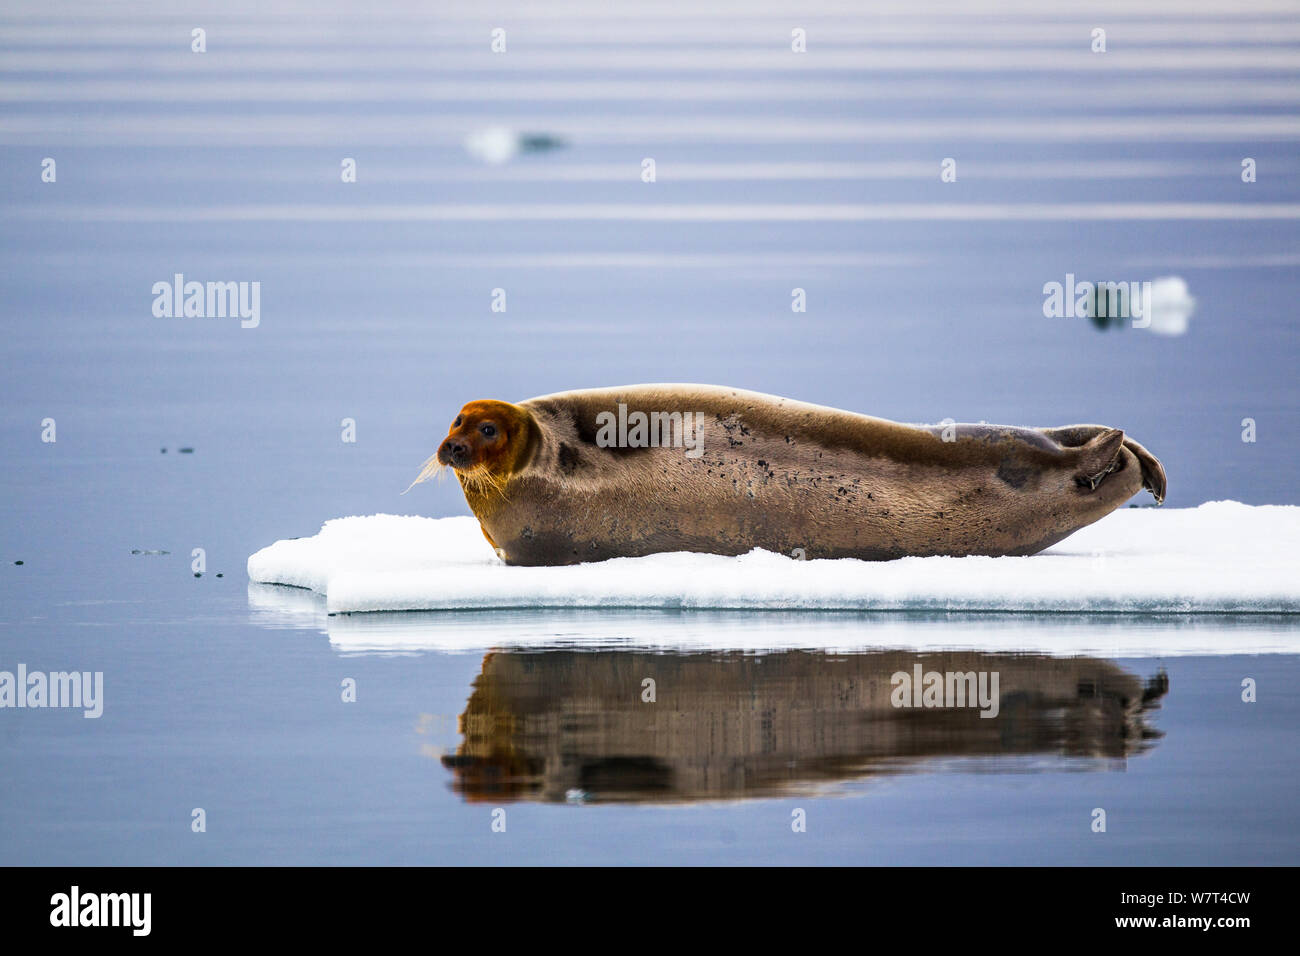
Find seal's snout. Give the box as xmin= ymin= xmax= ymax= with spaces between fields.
xmin=439 ymin=439 xmax=471 ymax=468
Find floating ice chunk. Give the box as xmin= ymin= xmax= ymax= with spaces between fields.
xmin=1145 ymin=275 xmax=1196 ymax=336
xmin=247 ymin=503 xmax=1300 ymax=616
xmin=464 ymin=127 xmax=567 ymax=164
xmin=464 ymin=126 xmax=518 ymax=164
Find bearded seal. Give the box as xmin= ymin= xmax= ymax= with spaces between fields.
xmin=408 ymin=384 xmax=1166 ymax=567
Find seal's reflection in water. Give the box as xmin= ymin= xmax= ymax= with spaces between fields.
xmin=439 ymin=650 xmax=1168 ymax=804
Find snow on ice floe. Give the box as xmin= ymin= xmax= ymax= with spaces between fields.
xmin=247 ymin=501 xmax=1300 ymax=617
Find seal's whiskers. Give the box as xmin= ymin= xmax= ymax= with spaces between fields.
xmin=401 ymin=453 xmax=445 ymax=495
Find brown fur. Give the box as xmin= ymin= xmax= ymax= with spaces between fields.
xmin=415 ymin=384 xmax=1167 ymax=566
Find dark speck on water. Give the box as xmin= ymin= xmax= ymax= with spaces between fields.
xmin=519 ymin=133 xmax=567 ymax=153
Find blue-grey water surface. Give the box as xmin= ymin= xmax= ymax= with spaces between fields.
xmin=1 ymin=0 xmax=1298 ymax=864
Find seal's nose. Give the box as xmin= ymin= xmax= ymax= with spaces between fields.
xmin=439 ymin=439 xmax=470 ymax=467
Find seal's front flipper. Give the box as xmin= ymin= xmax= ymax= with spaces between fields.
xmin=1073 ymin=428 xmax=1127 ymax=492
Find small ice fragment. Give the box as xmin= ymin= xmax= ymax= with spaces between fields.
xmin=465 ymin=127 xmax=566 ymax=164
xmin=465 ymin=126 xmax=519 ymax=164
xmin=1145 ymin=276 xmax=1196 ymax=336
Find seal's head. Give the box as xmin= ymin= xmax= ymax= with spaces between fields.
xmin=438 ymin=400 xmax=532 ymax=472
xmin=406 ymin=399 xmax=537 ymax=498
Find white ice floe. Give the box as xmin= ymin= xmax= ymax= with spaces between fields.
xmin=247 ymin=501 xmax=1299 ymax=616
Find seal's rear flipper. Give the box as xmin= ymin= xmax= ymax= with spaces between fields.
xmin=1073 ymin=428 xmax=1127 ymax=492
xmin=1044 ymin=424 xmax=1167 ymax=505
xmin=1122 ymin=435 xmax=1167 ymax=505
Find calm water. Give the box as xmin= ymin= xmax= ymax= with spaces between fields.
xmin=1 ymin=0 xmax=1298 ymax=864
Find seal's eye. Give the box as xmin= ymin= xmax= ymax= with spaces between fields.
xmin=453 ymin=416 xmax=462 ymax=428
xmin=480 ymin=423 xmax=497 ymax=438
